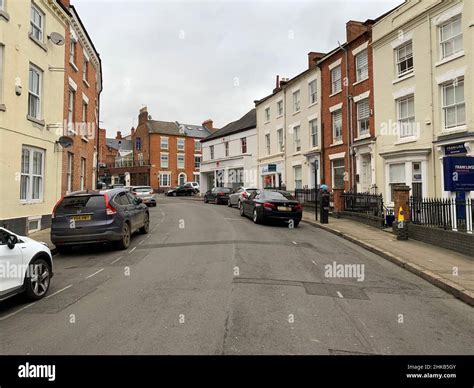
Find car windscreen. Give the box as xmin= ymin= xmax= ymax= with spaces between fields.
xmin=133 ymin=187 xmax=152 ymax=193
xmin=218 ymin=188 xmax=232 ymax=193
xmin=263 ymin=191 xmax=296 ymax=201
xmin=56 ymin=196 xmax=105 ymax=214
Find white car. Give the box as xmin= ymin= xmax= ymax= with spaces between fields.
xmin=228 ymin=187 xmax=258 ymax=208
xmin=0 ymin=227 xmax=53 ymax=302
xmin=185 ymin=182 xmax=200 ymax=192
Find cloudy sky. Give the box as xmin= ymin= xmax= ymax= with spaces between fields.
xmin=74 ymin=0 xmax=402 ymax=137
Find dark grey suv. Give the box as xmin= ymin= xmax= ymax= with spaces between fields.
xmin=51 ymin=189 xmax=149 ymax=252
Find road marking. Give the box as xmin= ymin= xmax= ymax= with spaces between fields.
xmin=311 ymin=260 xmax=317 ymax=266
xmin=138 ymin=239 xmax=145 ymax=245
xmin=86 ymin=268 xmax=104 ymax=279
xmin=292 ymin=241 xmax=297 ymax=245
xmin=336 ymin=291 xmax=344 ymax=299
xmin=0 ymin=303 xmax=35 ymax=321
xmin=110 ymin=256 xmax=123 ymax=264
xmin=45 ymin=284 xmax=72 ymax=299
xmin=129 ymin=247 xmax=137 ymax=254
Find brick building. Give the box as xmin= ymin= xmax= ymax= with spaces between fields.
xmin=59 ymin=0 xmax=102 ymax=195
xmin=131 ymin=107 xmax=213 ymax=191
xmin=318 ymin=20 xmax=377 ymax=193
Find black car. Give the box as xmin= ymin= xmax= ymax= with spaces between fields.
xmin=239 ymin=189 xmax=303 ymax=227
xmin=51 ymin=188 xmax=149 ymax=252
xmin=203 ymin=187 xmax=234 ymax=204
xmin=165 ymin=185 xmax=197 ymax=196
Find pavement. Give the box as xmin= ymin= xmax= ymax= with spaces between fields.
xmin=301 ymin=213 xmax=474 ymax=307
xmin=1 ymin=197 xmax=472 ymax=355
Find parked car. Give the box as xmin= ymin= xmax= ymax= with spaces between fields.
xmin=51 ymin=188 xmax=149 ymax=252
xmin=0 ymin=227 xmax=53 ymax=302
xmin=228 ymin=187 xmax=258 ymax=208
xmin=130 ymin=186 xmax=156 ymax=206
xmin=239 ymin=189 xmax=303 ymax=227
xmin=109 ymin=184 xmax=124 ymax=189
xmin=165 ymin=185 xmax=198 ymax=196
xmin=185 ymin=182 xmax=200 ymax=192
xmin=203 ymin=187 xmax=234 ymax=205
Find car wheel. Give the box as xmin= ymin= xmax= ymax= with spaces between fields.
xmin=239 ymin=205 xmax=245 ymax=217
xmin=293 ymin=220 xmax=300 ymax=228
xmin=253 ymin=209 xmax=262 ymax=224
xmin=139 ymin=213 xmax=150 ymax=234
xmin=117 ymin=222 xmax=131 ymax=250
xmin=204 ymin=196 xmax=208 ymax=203
xmin=237 ymin=200 xmax=241 ymax=209
xmin=172 ymin=192 xmax=177 ymax=197
xmin=24 ymin=258 xmax=51 ymax=301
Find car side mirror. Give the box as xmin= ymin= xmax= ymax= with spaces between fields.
xmin=135 ymin=197 xmax=143 ymax=205
xmin=6 ymin=234 xmax=18 ymax=249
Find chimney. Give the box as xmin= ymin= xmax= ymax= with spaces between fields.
xmin=58 ymin=0 xmax=70 ymax=8
xmin=202 ymin=119 xmax=214 ymax=130
xmin=308 ymin=52 xmax=325 ymax=69
xmin=138 ymin=106 xmax=149 ymax=125
xmin=116 ymin=131 xmax=122 ymax=140
xmin=346 ymin=20 xmax=368 ymax=42
xmin=273 ymin=75 xmax=281 ymax=93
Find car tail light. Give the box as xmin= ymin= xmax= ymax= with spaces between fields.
xmin=263 ymin=202 xmax=275 ymax=209
xmin=217 ymin=192 xmax=225 ymax=196
xmin=104 ymin=193 xmax=117 ymax=215
xmin=242 ymin=192 xmax=248 ymax=199
xmin=293 ymin=203 xmax=303 ymax=212
xmin=51 ymin=197 xmax=63 ymax=219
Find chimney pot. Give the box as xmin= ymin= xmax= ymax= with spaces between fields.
xmin=116 ymin=131 xmax=122 ymax=140
xmin=307 ymin=52 xmax=325 ymax=69
xmin=138 ymin=106 xmax=149 ymax=125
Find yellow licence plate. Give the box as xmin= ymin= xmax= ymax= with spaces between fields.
xmin=72 ymin=215 xmax=91 ymax=221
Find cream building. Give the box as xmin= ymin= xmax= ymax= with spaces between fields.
xmin=373 ymin=0 xmax=473 ymax=206
xmin=0 ymin=0 xmax=68 ymax=234
xmin=255 ymin=52 xmax=324 ymax=191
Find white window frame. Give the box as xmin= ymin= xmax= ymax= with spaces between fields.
xmin=331 ymin=65 xmax=342 ymax=94
xmin=308 ymin=80 xmax=317 ymax=105
xmin=265 ymin=134 xmax=270 ymax=155
xmin=277 ymin=128 xmax=283 ymax=152
xmin=70 ymin=38 xmax=76 ymax=65
xmin=264 ymin=107 xmax=270 ymax=122
xmin=309 ymin=119 xmax=318 ymax=148
xmin=67 ymin=88 xmax=75 ymax=133
xmin=241 ymin=137 xmax=247 ymax=154
xmin=439 ymin=15 xmax=463 ymax=60
xmin=177 ymin=153 xmax=185 ymax=169
xmin=293 ymin=165 xmax=302 ymax=189
xmin=332 ymin=159 xmax=345 ymax=189
xmin=66 ymin=152 xmax=73 ymax=192
xmin=395 ymin=41 xmax=413 ymax=78
xmin=30 ymin=3 xmax=44 ymax=42
xmin=177 ymin=138 xmax=185 ymax=151
xmin=160 ymin=153 xmax=169 ymax=168
xmin=442 ymin=78 xmax=465 ymax=130
xmin=277 ymin=100 xmax=284 ymax=116
xmin=0 ymin=45 xmax=4 ymax=103
xmin=83 ymin=57 xmax=89 ymax=82
xmin=210 ymin=145 xmax=214 ymax=159
xmin=80 ymin=157 xmax=86 ymax=190
xmin=20 ymin=145 xmax=45 ymax=203
xmin=355 ymin=49 xmax=369 ymax=82
xmin=357 ymin=98 xmax=370 ymax=137
xmin=224 ymin=141 xmax=229 ymax=157
xmin=28 ymin=64 xmax=42 ymax=119
xmin=397 ymin=95 xmax=415 ymax=138
xmin=293 ymin=125 xmax=301 ymax=152
xmin=332 ymin=109 xmax=342 ymax=143
xmin=160 ymin=172 xmax=171 ymax=187
xmin=160 ymin=136 xmax=168 ymax=150
xmin=293 ymin=90 xmax=301 ymax=113
xmin=194 ymin=155 xmax=201 ymax=169
xmin=194 ymin=140 xmax=201 ymax=152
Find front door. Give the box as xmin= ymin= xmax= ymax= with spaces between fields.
xmin=360 ymin=154 xmax=371 ymax=193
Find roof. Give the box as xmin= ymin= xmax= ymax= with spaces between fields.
xmin=106 ymin=138 xmax=133 ymax=151
xmin=146 ymin=120 xmax=211 ymax=138
xmin=201 ymin=109 xmax=256 ymax=143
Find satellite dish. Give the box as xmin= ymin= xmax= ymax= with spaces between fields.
xmin=57 ymin=136 xmax=73 ymax=148
xmin=49 ymin=32 xmax=65 ymax=46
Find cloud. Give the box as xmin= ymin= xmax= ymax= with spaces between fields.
xmin=74 ymin=0 xmax=402 ymax=136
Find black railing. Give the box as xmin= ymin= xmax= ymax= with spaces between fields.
xmin=294 ymin=187 xmax=319 ymax=206
xmin=342 ymin=192 xmax=384 ymax=218
xmin=410 ymin=196 xmax=473 ymax=232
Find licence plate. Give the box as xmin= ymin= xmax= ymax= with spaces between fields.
xmin=72 ymin=215 xmax=91 ymax=221
xmin=277 ymin=206 xmax=290 ymax=212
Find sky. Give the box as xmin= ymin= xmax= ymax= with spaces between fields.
xmin=74 ymin=0 xmax=402 ymax=137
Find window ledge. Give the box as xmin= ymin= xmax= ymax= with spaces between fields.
xmin=292 ymin=110 xmax=301 ymax=116
xmin=435 ymin=51 xmax=465 ymax=67
xmin=442 ymin=125 xmax=467 ymax=134
xmin=393 ymin=72 xmax=414 ymax=85
xmin=329 ymin=90 xmax=342 ymax=98
xmin=292 ymin=152 xmax=302 ymax=156
xmin=330 ymin=141 xmax=343 ymax=147
xmin=0 ymin=10 xmax=10 ymax=21
xmin=307 ymin=102 xmax=318 ymax=109
xmin=27 ymin=115 xmax=45 ymax=127
xmin=354 ymin=133 xmax=371 ymax=141
xmin=353 ymin=77 xmax=368 ymax=86
xmin=70 ymin=61 xmax=79 ymax=72
xmin=276 ymin=114 xmax=284 ymax=119
xmin=83 ymin=79 xmax=90 ymax=88
xmin=0 ymin=103 xmax=6 ymax=112
xmin=394 ymin=136 xmax=417 ymax=145
xmin=264 ymin=120 xmax=270 ymax=125
xmin=29 ymin=34 xmax=47 ymax=52
xmin=81 ymin=136 xmax=89 ymax=143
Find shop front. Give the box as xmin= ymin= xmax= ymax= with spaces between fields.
xmin=260 ymin=162 xmax=283 ymax=189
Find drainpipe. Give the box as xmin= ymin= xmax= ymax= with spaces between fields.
xmin=428 ymin=14 xmax=437 ymax=197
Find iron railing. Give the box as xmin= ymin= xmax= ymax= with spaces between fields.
xmin=294 ymin=187 xmax=319 ymax=206
xmin=342 ymin=192 xmax=384 ymax=218
xmin=410 ymin=196 xmax=473 ymax=233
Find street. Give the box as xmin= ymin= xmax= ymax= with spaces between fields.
xmin=0 ymin=197 xmax=473 ymax=355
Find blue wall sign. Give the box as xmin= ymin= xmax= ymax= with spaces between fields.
xmin=445 ymin=143 xmax=467 ymax=155
xmin=443 ymin=156 xmax=474 ymax=191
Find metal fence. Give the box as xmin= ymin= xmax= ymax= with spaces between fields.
xmin=410 ymin=196 xmax=473 ymax=233
xmin=294 ymin=187 xmax=319 ymax=206
xmin=342 ymin=192 xmax=384 ymax=218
